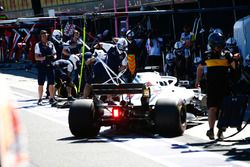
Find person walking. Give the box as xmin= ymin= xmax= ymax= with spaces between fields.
xmin=195 ymin=32 xmax=235 ymax=140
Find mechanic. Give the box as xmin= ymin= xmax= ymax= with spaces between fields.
xmin=35 ymin=30 xmax=57 ymax=105
xmin=145 ymin=28 xmax=163 ymax=69
xmin=82 ymin=38 xmax=128 ymax=101
xmin=106 ymin=37 xmax=128 ymax=76
xmin=180 ymin=25 xmax=195 ymax=80
xmin=53 ymin=54 xmax=80 ymax=101
xmin=225 ymin=37 xmax=242 ymax=93
xmin=51 ymin=29 xmax=64 ymax=60
xmin=45 ymin=29 xmax=64 ymax=99
xmin=173 ymin=41 xmax=186 ymax=80
xmin=165 ymin=52 xmax=176 ymax=76
xmin=125 ymin=29 xmax=138 ymax=82
xmin=195 ymin=32 xmax=237 ymax=140
xmin=62 ymin=29 xmax=83 ymax=58
xmin=62 ymin=30 xmax=83 ymax=86
xmin=82 ymin=52 xmax=96 ymax=98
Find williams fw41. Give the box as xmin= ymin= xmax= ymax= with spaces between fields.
xmin=68 ymin=71 xmax=206 ymax=138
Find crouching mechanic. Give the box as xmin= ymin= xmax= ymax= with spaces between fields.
xmin=53 ymin=54 xmax=80 ymax=101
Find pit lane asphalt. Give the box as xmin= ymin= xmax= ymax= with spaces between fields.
xmin=1 ymin=65 xmax=250 ymax=167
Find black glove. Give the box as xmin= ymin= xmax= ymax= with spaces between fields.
xmin=46 ymin=55 xmax=55 ymax=61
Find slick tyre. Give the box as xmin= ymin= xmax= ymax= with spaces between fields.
xmin=68 ymin=99 xmax=100 ymax=138
xmin=154 ymin=98 xmax=186 ymax=137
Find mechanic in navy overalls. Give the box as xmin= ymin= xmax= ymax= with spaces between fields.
xmin=62 ymin=30 xmax=83 ymax=86
xmin=35 ymin=30 xmax=57 ymax=105
xmin=106 ymin=38 xmax=128 ymax=77
xmin=53 ymin=54 xmax=80 ymax=101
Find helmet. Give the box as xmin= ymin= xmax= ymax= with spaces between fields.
xmin=96 ymin=33 xmax=103 ymax=41
xmin=213 ymin=28 xmax=223 ymax=36
xmin=120 ymin=27 xmax=127 ymax=37
xmin=208 ymin=32 xmax=225 ymax=49
xmin=126 ymin=30 xmax=135 ymax=39
xmin=52 ymin=29 xmax=62 ymax=43
xmin=116 ymin=38 xmax=128 ymax=52
xmin=69 ymin=54 xmax=80 ymax=70
xmin=193 ymin=56 xmax=202 ymax=66
xmin=166 ymin=52 xmax=175 ymax=66
xmin=209 ymin=28 xmax=223 ymax=36
xmin=174 ymin=41 xmax=184 ymax=55
xmin=226 ymin=37 xmax=237 ymax=49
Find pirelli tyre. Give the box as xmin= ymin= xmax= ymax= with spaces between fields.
xmin=154 ymin=98 xmax=187 ymax=137
xmin=68 ymin=99 xmax=100 ymax=138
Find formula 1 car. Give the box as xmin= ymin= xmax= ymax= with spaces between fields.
xmin=68 ymin=40 xmax=206 ymax=138
xmin=68 ymin=65 xmax=206 ymax=138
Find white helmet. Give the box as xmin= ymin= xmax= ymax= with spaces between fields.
xmin=52 ymin=29 xmax=63 ymax=43
xmin=116 ymin=38 xmax=128 ymax=52
xmin=126 ymin=30 xmax=135 ymax=38
xmin=174 ymin=41 xmax=184 ymax=55
xmin=194 ymin=56 xmax=202 ymax=66
xmin=166 ymin=52 xmax=175 ymax=66
xmin=69 ymin=54 xmax=80 ymax=70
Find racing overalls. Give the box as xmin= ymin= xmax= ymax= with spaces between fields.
xmin=201 ymin=50 xmax=231 ymax=108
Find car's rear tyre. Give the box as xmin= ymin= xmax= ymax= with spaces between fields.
xmin=68 ymin=99 xmax=100 ymax=138
xmin=154 ymin=98 xmax=186 ymax=137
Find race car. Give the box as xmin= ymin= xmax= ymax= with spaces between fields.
xmin=68 ymin=70 xmax=206 ymax=138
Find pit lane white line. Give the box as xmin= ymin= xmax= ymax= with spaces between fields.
xmin=14 ymin=91 xmax=249 ymax=167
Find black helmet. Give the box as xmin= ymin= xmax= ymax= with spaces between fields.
xmin=208 ymin=32 xmax=225 ymax=49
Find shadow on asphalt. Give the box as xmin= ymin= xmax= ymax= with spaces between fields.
xmin=57 ymin=126 xmax=172 ymax=144
xmin=57 ymin=136 xmax=110 ymax=144
xmin=0 ymin=63 xmax=37 ymax=80
xmin=184 ymin=137 xmax=250 ymax=161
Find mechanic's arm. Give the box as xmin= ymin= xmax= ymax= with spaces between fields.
xmin=85 ymin=56 xmax=96 ymax=65
xmin=195 ymin=64 xmax=204 ymax=88
xmin=62 ymin=47 xmax=71 ymax=57
xmin=34 ymin=43 xmax=45 ymax=61
xmin=119 ymin=55 xmax=128 ymax=72
xmin=51 ymin=43 xmax=57 ymax=60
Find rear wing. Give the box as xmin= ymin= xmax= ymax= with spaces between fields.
xmin=92 ymin=83 xmax=145 ymax=95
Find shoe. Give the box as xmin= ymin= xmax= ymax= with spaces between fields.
xmin=206 ymin=129 xmax=215 ymax=140
xmin=67 ymin=96 xmax=76 ymax=101
xmin=37 ymin=99 xmax=43 ymax=105
xmin=49 ymin=98 xmax=57 ymax=104
xmin=217 ymin=129 xmax=224 ymax=140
